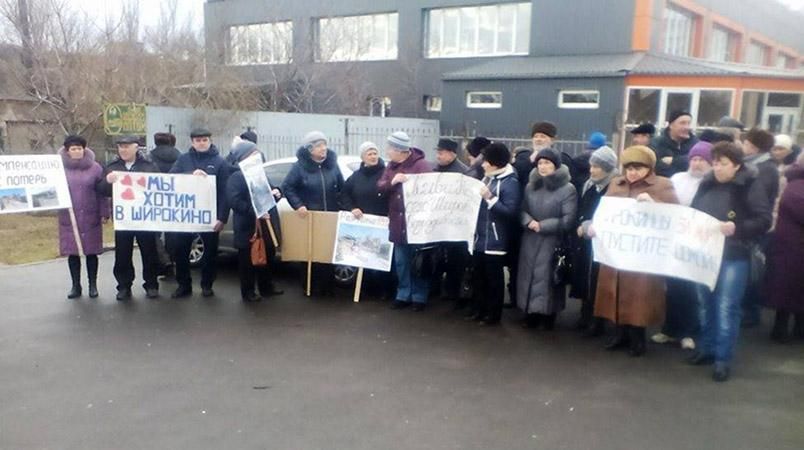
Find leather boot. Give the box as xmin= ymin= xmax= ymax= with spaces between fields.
xmin=628 ymin=326 xmax=647 ymax=357
xmin=605 ymin=326 xmax=629 ymax=350
xmin=770 ymin=311 xmax=791 ymax=343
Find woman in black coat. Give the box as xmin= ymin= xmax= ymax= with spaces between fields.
xmin=226 ymin=141 xmax=283 ymax=302
xmin=341 ymin=141 xmax=395 ymax=299
xmin=569 ymin=146 xmax=619 ymax=336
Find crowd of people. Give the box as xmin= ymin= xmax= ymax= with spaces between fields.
xmin=55 ymin=111 xmax=804 ymax=383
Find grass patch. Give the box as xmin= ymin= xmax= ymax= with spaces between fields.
xmin=0 ymin=213 xmax=114 ymax=265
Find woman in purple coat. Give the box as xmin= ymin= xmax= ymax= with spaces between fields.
xmin=767 ymin=153 xmax=804 ymax=342
xmin=59 ymin=135 xmax=109 ymax=299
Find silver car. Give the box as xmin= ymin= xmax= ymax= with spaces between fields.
xmin=188 ymin=155 xmax=363 ymax=286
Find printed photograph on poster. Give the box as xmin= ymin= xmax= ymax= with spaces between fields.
xmin=332 ymin=211 xmax=394 ymax=272
xmin=238 ymin=153 xmax=275 ymax=217
xmin=30 ymin=186 xmax=60 ymax=208
xmin=0 ymin=187 xmax=29 ymax=211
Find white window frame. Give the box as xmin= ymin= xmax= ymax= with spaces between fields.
xmin=227 ymin=21 xmax=293 ymax=66
xmin=558 ymin=90 xmax=600 ymax=110
xmin=746 ymin=41 xmax=768 ymax=66
xmin=316 ymin=12 xmax=399 ymax=62
xmin=623 ymin=86 xmax=735 ymax=129
xmin=425 ymin=2 xmax=531 ymax=59
xmin=466 ymin=91 xmax=502 ymax=109
xmin=708 ymin=25 xmax=736 ymax=62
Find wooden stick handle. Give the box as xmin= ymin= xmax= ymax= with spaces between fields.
xmin=265 ymin=217 xmax=279 ymax=248
xmin=68 ymin=207 xmax=85 ymax=257
xmin=353 ymin=268 xmax=364 ymax=303
xmin=306 ymin=213 xmax=313 ymax=297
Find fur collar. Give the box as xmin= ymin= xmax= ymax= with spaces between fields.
xmin=527 ymin=165 xmax=570 ymax=191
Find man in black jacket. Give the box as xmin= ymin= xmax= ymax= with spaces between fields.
xmin=97 ymin=135 xmax=161 ymax=301
xmin=431 ymin=138 xmax=470 ymax=304
xmin=149 ymin=132 xmax=181 ymax=276
xmin=169 ymin=128 xmax=231 ymax=299
xmin=651 ymin=110 xmax=699 ymax=177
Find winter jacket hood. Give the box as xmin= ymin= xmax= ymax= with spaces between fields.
xmin=149 ymin=144 xmax=180 ymax=173
xmin=59 ymin=146 xmax=97 ymax=171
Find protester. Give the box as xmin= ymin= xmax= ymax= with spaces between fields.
xmin=570 ymin=132 xmax=606 ymax=192
xmin=148 ymin=132 xmax=180 ymax=277
xmin=466 ymin=143 xmax=520 ymax=325
xmin=225 ymin=140 xmax=284 ymax=302
xmin=58 ymin=135 xmax=108 ymax=299
xmin=593 ymin=145 xmax=678 ymax=356
xmin=688 ymin=142 xmax=772 ymax=381
xmin=432 ymin=137 xmax=470 ymax=304
xmin=651 ymin=141 xmax=713 ymax=350
xmin=517 ymin=148 xmax=577 ymax=330
xmin=97 ymin=135 xmax=162 ymax=301
xmin=341 ymin=141 xmax=394 ymax=299
xmin=651 ymin=110 xmax=699 ymax=177
xmin=377 ymin=131 xmax=432 ymax=311
xmin=769 ymin=134 xmax=799 ymax=227
xmin=513 ymin=121 xmax=558 ymax=193
xmin=281 ymin=130 xmax=344 ymax=296
xmin=740 ymin=128 xmax=779 ymax=328
xmin=766 ymin=152 xmax=804 ymax=343
xmin=149 ymin=132 xmax=180 ymax=173
xmin=570 ymin=145 xmax=618 ymax=336
xmin=464 ymin=136 xmax=490 ymax=180
xmin=630 ymin=123 xmax=656 ymax=147
xmin=169 ymin=128 xmax=231 ymax=298
xmin=240 ymin=130 xmax=258 ymax=144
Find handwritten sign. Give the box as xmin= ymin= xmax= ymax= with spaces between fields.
xmin=0 ymin=155 xmax=72 ymax=214
xmin=238 ymin=153 xmax=275 ymax=217
xmin=403 ymin=173 xmax=484 ymax=252
xmin=332 ymin=211 xmax=394 ymax=272
xmin=592 ymin=196 xmax=725 ymax=290
xmin=112 ymin=172 xmax=216 ymax=232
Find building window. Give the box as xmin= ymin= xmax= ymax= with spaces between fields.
xmin=746 ymin=41 xmax=768 ymax=65
xmin=698 ymin=90 xmax=733 ymax=127
xmin=466 ymin=91 xmax=502 ymax=109
xmin=424 ymin=96 xmax=442 ymax=112
xmin=776 ymin=53 xmax=793 ymax=69
xmin=426 ymin=2 xmax=531 ymax=58
xmin=369 ymin=96 xmax=392 ymax=117
xmin=317 ymin=12 xmax=398 ymax=62
xmin=626 ymin=88 xmax=661 ymax=125
xmin=708 ymin=25 xmax=737 ymax=62
xmin=558 ymin=90 xmax=599 ymax=109
xmin=663 ymin=6 xmax=696 ymax=57
xmin=228 ymin=21 xmax=293 ymax=65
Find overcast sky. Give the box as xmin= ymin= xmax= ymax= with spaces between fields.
xmin=70 ymin=0 xmax=804 ymax=33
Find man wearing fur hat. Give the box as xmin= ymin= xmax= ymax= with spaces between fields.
xmin=651 ymin=110 xmax=699 ymax=177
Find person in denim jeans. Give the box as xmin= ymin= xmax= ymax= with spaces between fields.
xmin=689 ymin=142 xmax=772 ymax=382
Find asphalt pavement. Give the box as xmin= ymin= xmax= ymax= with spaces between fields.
xmin=1 ymin=253 xmax=803 ymax=450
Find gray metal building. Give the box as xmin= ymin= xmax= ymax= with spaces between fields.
xmin=204 ymin=0 xmax=804 ymax=141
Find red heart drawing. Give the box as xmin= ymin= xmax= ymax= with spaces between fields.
xmin=136 ymin=177 xmax=146 ymax=187
xmin=121 ymin=188 xmax=135 ymax=200
xmin=121 ymin=175 xmax=132 ymax=186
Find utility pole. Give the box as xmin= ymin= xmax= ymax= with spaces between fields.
xmin=18 ymin=0 xmax=34 ymax=71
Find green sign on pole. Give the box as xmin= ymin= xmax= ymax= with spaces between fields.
xmin=103 ymin=103 xmax=146 ymax=136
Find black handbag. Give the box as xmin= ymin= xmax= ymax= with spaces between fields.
xmin=412 ymin=245 xmax=438 ymax=278
xmin=551 ymin=235 xmax=572 ymax=287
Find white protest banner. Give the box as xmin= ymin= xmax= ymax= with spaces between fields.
xmin=592 ymin=196 xmax=725 ymax=290
xmin=0 ymin=155 xmax=72 ymax=213
xmin=332 ymin=211 xmax=394 ymax=272
xmin=403 ymin=173 xmax=484 ymax=252
xmin=112 ymin=172 xmax=217 ymax=232
xmin=239 ymin=153 xmax=276 ymax=217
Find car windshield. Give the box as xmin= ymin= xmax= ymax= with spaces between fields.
xmin=263 ymin=163 xmax=293 ymax=188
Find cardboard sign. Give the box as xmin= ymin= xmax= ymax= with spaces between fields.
xmin=592 ymin=196 xmax=725 ymax=290
xmin=239 ymin=153 xmax=276 ymax=217
xmin=0 ymin=155 xmax=72 ymax=214
xmin=403 ymin=173 xmax=484 ymax=252
xmin=332 ymin=211 xmax=394 ymax=272
xmin=280 ymin=210 xmax=338 ymax=263
xmin=112 ymin=172 xmax=217 ymax=232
